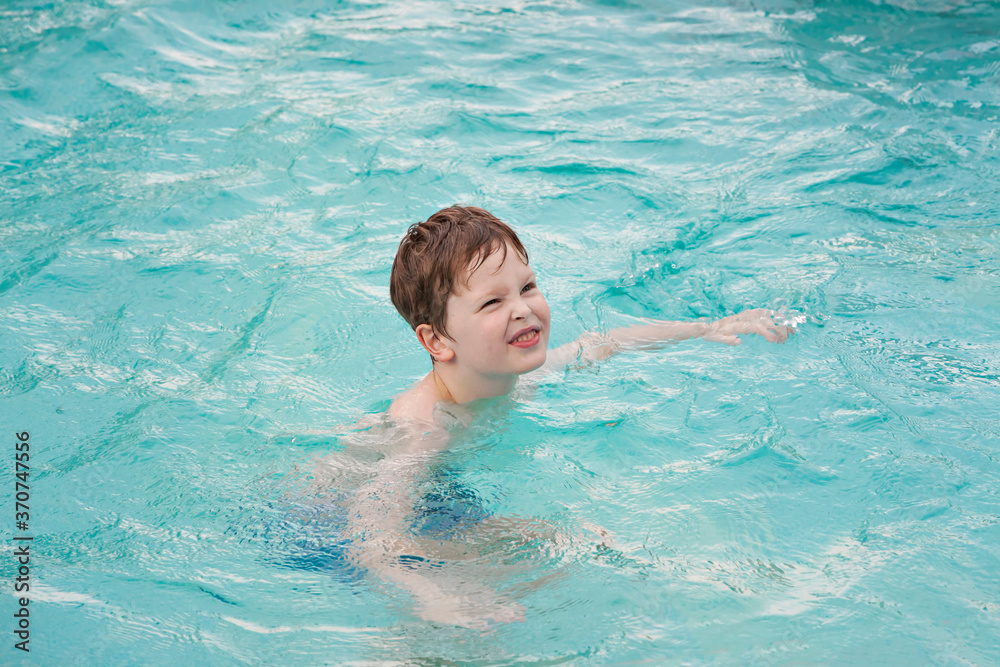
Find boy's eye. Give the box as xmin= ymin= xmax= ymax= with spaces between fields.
xmin=481 ymin=283 xmax=536 ymax=309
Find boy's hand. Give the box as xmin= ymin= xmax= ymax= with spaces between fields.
xmin=702 ymin=308 xmax=795 ymax=346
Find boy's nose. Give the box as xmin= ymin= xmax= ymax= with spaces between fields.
xmin=511 ymin=297 xmax=532 ymax=319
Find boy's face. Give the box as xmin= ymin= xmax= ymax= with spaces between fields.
xmin=442 ymin=242 xmax=551 ymax=379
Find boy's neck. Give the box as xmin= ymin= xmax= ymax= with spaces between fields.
xmin=431 ymin=363 xmax=517 ymax=405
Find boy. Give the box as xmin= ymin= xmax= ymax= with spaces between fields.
xmin=343 ymin=205 xmax=793 ymax=629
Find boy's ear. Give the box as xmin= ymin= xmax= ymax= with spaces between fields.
xmin=415 ymin=324 xmax=455 ymax=362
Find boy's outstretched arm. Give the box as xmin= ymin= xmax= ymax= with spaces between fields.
xmin=536 ymin=308 xmax=794 ymax=374
xmin=610 ymin=307 xmax=794 ymax=349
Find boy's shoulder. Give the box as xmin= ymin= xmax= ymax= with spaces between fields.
xmin=387 ymin=373 xmax=442 ymax=425
xmin=387 ymin=374 xmax=487 ymax=437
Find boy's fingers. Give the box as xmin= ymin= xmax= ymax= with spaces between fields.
xmin=755 ymin=323 xmax=778 ymax=342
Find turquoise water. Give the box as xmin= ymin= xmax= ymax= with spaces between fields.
xmin=2 ymin=0 xmax=999 ymax=663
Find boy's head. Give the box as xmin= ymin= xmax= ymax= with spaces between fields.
xmin=390 ymin=206 xmax=548 ymax=369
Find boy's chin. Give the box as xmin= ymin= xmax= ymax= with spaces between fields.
xmin=520 ymin=350 xmax=547 ymax=372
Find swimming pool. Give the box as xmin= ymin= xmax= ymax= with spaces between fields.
xmin=2 ymin=0 xmax=999 ymax=663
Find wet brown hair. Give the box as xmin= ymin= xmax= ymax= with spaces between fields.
xmin=390 ymin=206 xmax=529 ymax=354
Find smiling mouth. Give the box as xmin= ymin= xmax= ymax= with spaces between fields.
xmin=509 ymin=328 xmax=541 ymax=347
